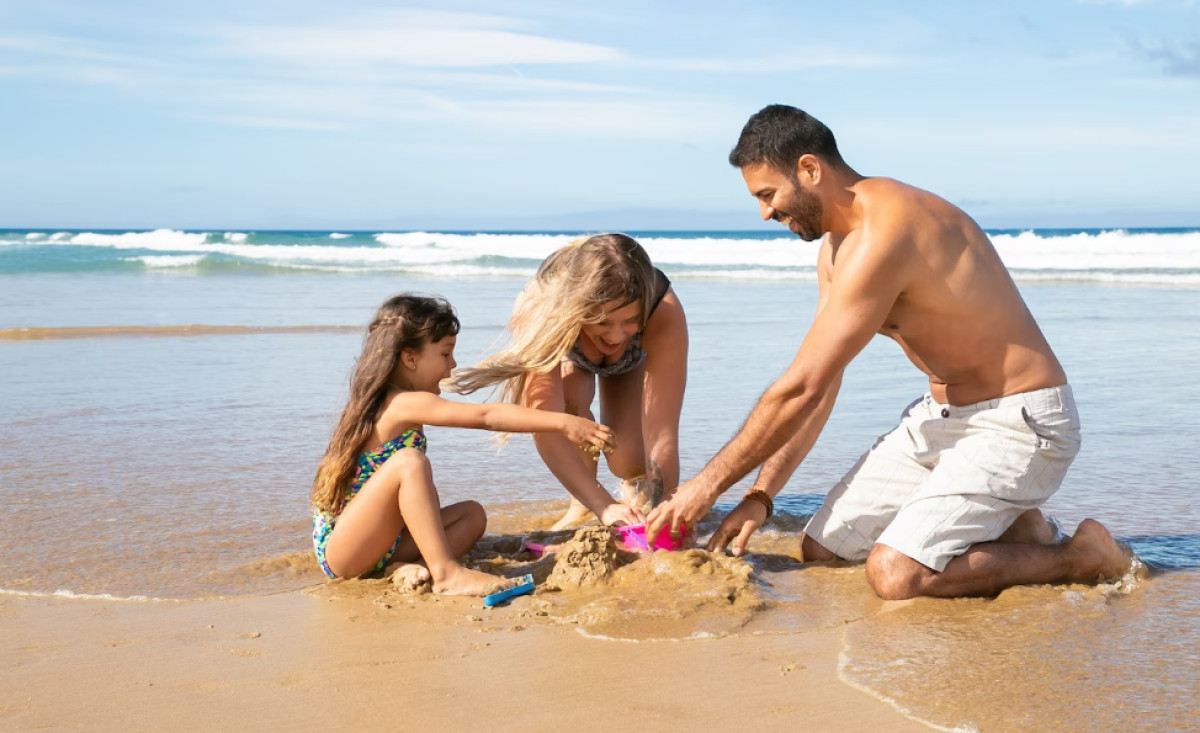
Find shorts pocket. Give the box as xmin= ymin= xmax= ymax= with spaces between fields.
xmin=1020 ymin=406 xmax=1081 ymax=458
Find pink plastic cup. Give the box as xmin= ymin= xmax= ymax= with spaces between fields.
xmin=614 ymin=523 xmax=686 ymax=552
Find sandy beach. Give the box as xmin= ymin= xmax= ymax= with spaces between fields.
xmin=0 ymin=588 xmax=928 ymax=732
xmin=4 ymin=262 xmax=1200 ymax=731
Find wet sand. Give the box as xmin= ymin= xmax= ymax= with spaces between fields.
xmin=0 ymin=590 xmax=928 ymax=732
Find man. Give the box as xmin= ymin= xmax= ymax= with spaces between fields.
xmin=645 ymin=104 xmax=1131 ymax=599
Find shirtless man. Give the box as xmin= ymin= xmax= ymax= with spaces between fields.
xmin=645 ymin=104 xmax=1131 ymax=599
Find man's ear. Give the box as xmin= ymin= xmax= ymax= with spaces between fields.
xmin=796 ymin=154 xmax=821 ymax=186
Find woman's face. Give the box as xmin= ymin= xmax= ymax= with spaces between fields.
xmin=580 ymin=299 xmax=641 ymax=357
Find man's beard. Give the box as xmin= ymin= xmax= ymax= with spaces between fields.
xmin=775 ymin=183 xmax=824 ymax=241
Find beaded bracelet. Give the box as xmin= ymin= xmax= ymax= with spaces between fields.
xmin=742 ymin=489 xmax=774 ymax=518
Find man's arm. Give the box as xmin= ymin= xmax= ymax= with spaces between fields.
xmin=646 ymin=221 xmax=911 ymax=540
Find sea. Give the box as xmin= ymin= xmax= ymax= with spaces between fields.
xmin=2 ymin=227 xmax=1199 ymax=731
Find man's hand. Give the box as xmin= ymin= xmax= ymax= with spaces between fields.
xmin=644 ymin=476 xmax=719 ymax=549
xmin=706 ymin=498 xmax=769 ymax=556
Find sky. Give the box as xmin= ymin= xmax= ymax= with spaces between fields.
xmin=1 ymin=0 xmax=1198 ymax=230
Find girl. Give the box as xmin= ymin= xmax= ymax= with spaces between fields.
xmin=451 ymin=233 xmax=688 ymax=531
xmin=311 ymin=294 xmax=614 ymax=596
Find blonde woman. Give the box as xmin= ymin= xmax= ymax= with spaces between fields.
xmin=452 ymin=233 xmax=688 ymax=529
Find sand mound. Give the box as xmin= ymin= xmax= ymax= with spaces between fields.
xmin=544 ymin=527 xmax=635 ymax=590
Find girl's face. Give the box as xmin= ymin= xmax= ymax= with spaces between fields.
xmin=580 ymin=299 xmax=641 ymax=358
xmin=401 ymin=336 xmax=458 ymax=394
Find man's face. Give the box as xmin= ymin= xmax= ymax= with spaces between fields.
xmin=741 ymin=163 xmax=825 ymax=242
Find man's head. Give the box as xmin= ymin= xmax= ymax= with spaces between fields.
xmin=728 ymin=105 xmax=848 ymax=241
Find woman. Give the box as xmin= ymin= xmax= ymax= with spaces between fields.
xmin=451 ymin=233 xmax=688 ymax=529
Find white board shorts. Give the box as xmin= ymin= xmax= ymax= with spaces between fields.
xmin=804 ymin=385 xmax=1081 ymax=572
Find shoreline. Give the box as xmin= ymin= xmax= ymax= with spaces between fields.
xmin=0 ymin=588 xmax=930 ymax=732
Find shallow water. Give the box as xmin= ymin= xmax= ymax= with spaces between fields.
xmin=3 ymin=270 xmax=1199 ymax=731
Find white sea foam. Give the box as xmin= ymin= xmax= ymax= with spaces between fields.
xmin=63 ymin=229 xmax=210 ymax=249
xmin=0 ymin=588 xmax=164 ymax=602
xmin=10 ymin=228 xmax=1200 ymax=284
xmin=24 ymin=232 xmax=46 ymax=240
xmin=132 ymin=254 xmax=206 ymax=269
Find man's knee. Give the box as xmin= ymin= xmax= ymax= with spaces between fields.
xmin=865 ymin=545 xmax=933 ymax=600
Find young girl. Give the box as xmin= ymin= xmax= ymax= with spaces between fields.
xmin=311 ymin=294 xmax=615 ymax=596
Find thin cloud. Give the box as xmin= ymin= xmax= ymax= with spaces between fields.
xmin=647 ymin=50 xmax=917 ymax=73
xmin=210 ymin=11 xmax=623 ymax=69
xmin=1140 ymin=40 xmax=1200 ymax=76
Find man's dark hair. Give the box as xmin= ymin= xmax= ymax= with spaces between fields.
xmin=728 ymin=105 xmax=847 ymax=178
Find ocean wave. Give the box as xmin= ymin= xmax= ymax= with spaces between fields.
xmin=132 ymin=254 xmax=207 ymax=269
xmin=4 ymin=228 xmax=1199 ymax=285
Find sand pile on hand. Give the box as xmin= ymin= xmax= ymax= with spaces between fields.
xmin=544 ymin=527 xmax=635 ymax=590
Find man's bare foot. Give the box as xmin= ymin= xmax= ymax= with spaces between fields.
xmin=998 ymin=509 xmax=1059 ymax=545
xmin=386 ymin=561 xmax=432 ymax=593
xmin=1067 ymin=519 xmax=1135 ymax=583
xmin=551 ymin=499 xmax=593 ymax=531
xmin=431 ymin=565 xmax=513 ymax=597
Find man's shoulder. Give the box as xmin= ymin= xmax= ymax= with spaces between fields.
xmin=856 ymin=178 xmax=974 ymax=235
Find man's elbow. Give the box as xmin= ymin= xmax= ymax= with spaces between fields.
xmin=762 ymin=377 xmax=823 ymax=422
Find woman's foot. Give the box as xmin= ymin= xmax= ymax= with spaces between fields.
xmin=431 ymin=564 xmax=514 ymax=597
xmin=385 ymin=561 xmax=432 ymax=593
xmin=551 ymin=498 xmax=593 ymax=531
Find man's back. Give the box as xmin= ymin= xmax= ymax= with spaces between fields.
xmin=831 ymin=177 xmax=1067 ymax=405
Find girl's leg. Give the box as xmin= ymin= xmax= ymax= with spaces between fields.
xmin=390 ymin=500 xmax=487 ymax=562
xmin=386 ymin=451 xmax=508 ymax=596
xmin=323 ymin=450 xmax=503 ymax=596
xmin=384 ymin=501 xmax=487 ymax=589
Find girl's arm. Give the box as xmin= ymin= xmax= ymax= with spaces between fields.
xmin=524 ymin=369 xmax=644 ymax=527
xmin=384 ymin=392 xmax=614 ymax=451
xmin=640 ymin=289 xmax=688 ymax=507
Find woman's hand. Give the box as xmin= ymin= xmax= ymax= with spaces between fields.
xmin=599 ymin=501 xmax=645 ymax=528
xmin=560 ymin=414 xmax=615 ymax=460
xmin=706 ymin=498 xmax=769 ymax=557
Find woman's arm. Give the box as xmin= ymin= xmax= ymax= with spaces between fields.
xmin=524 ymin=369 xmax=643 ymax=526
xmin=640 ymin=288 xmax=688 ymax=507
xmin=384 ymin=391 xmax=613 ymax=451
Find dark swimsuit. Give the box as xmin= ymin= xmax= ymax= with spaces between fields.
xmin=565 ymin=268 xmax=671 ymax=378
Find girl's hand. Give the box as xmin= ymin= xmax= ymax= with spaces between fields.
xmin=599 ymin=501 xmax=645 ymax=528
xmin=561 ymin=415 xmax=615 ymax=459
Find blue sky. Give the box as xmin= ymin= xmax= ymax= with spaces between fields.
xmin=1 ymin=0 xmax=1198 ymax=230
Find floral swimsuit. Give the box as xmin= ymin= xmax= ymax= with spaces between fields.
xmin=312 ymin=427 xmax=427 ymax=579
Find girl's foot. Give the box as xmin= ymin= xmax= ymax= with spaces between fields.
xmin=386 ymin=561 xmax=432 ymax=593
xmin=432 ymin=565 xmax=515 ymax=597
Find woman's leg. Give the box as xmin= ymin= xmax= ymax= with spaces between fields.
xmin=546 ymin=362 xmax=601 ymax=529
xmin=596 ymin=364 xmax=657 ymax=511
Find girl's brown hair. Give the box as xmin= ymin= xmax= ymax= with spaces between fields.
xmin=311 ymin=294 xmax=459 ymax=514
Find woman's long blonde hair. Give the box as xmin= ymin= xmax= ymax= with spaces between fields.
xmin=449 ymin=233 xmax=656 ymax=411
xmin=311 ymin=294 xmax=460 ymax=514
